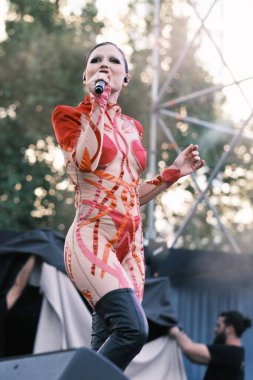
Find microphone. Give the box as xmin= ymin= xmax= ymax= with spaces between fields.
xmin=94 ymin=80 xmax=105 ymax=95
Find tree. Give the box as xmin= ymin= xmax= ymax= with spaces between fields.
xmin=0 ymin=0 xmax=104 ymax=232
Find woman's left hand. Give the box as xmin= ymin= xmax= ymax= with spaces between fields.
xmin=171 ymin=144 xmax=205 ymax=177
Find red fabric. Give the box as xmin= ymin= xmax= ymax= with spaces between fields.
xmin=52 ymin=96 xmax=146 ymax=171
xmin=146 ymin=168 xmax=181 ymax=186
xmin=161 ymin=168 xmax=181 ymax=183
xmin=98 ymin=134 xmax=118 ymax=167
xmin=132 ymin=140 xmax=147 ymax=172
xmin=51 ymin=96 xmax=93 ymax=151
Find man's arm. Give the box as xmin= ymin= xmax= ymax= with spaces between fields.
xmin=6 ymin=255 xmax=36 ymax=310
xmin=169 ymin=326 xmax=211 ymax=364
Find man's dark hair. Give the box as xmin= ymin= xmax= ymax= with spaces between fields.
xmin=84 ymin=42 xmax=129 ymax=73
xmin=220 ymin=310 xmax=252 ymax=337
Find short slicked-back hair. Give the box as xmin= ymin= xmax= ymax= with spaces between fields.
xmin=84 ymin=42 xmax=129 ymax=73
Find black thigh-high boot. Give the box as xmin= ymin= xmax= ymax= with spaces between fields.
xmin=95 ymin=288 xmax=149 ymax=371
xmin=91 ymin=311 xmax=110 ymax=351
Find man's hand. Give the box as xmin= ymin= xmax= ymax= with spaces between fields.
xmin=168 ymin=324 xmax=210 ymax=364
xmin=169 ymin=325 xmax=181 ymax=338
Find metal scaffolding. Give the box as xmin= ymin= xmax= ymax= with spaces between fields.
xmin=147 ymin=0 xmax=253 ymax=253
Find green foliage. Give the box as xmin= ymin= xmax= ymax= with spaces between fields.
xmin=0 ymin=0 xmax=103 ymax=232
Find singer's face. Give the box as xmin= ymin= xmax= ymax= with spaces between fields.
xmin=214 ymin=316 xmax=226 ymax=337
xmin=85 ymin=44 xmax=127 ymax=95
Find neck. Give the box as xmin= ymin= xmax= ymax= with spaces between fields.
xmin=226 ymin=335 xmax=241 ymax=346
xmin=108 ymin=90 xmax=120 ymax=104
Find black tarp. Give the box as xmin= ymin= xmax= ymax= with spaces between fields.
xmin=158 ymin=247 xmax=253 ymax=286
xmin=0 ymin=229 xmax=66 ymax=274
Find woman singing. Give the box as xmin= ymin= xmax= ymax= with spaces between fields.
xmin=52 ymin=41 xmax=204 ymax=371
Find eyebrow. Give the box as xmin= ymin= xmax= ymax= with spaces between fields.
xmin=90 ymin=54 xmax=122 ymax=60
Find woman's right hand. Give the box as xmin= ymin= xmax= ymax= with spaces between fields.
xmin=85 ymin=71 xmax=111 ymax=97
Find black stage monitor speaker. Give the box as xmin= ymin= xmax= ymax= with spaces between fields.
xmin=0 ymin=347 xmax=129 ymax=380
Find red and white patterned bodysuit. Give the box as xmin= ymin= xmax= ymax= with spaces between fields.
xmin=52 ymin=88 xmax=148 ymax=307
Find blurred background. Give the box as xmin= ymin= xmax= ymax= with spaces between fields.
xmin=1 ymin=1 xmax=253 ymax=380
xmin=0 ymin=0 xmax=253 ymax=253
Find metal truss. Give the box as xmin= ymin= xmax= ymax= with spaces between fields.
xmin=147 ymin=0 xmax=253 ymax=253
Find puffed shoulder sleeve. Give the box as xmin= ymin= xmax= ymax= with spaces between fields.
xmin=51 ymin=105 xmax=82 ymax=151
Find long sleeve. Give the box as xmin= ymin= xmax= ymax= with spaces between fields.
xmin=52 ymin=88 xmax=110 ymax=172
xmin=139 ymin=168 xmax=181 ymax=206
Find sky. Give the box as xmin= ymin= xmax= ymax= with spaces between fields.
xmin=0 ymin=0 xmax=253 ymax=121
xmin=191 ymin=0 xmax=253 ymax=122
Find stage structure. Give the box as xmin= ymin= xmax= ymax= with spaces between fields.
xmin=147 ymin=0 xmax=253 ymax=253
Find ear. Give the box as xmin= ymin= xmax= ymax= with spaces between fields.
xmin=82 ymin=72 xmax=86 ymax=84
xmin=122 ymin=73 xmax=131 ymax=87
xmin=226 ymin=325 xmax=234 ymax=335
